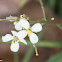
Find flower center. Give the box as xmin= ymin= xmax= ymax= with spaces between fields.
xmin=21 ymin=18 xmax=23 ymax=20
xmin=12 ymin=36 xmax=19 ymax=44
xmin=12 ymin=40 xmax=15 ymax=44
xmin=26 ymin=30 xmax=31 ymax=35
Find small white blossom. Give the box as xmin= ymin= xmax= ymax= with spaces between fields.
xmin=17 ymin=21 xmax=42 ymax=44
xmin=2 ymin=30 xmax=27 ymax=52
xmin=15 ymin=15 xmax=29 ymax=30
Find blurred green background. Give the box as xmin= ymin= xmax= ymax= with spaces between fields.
xmin=43 ymin=0 xmax=62 ymax=17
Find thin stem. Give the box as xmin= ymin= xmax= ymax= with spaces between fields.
xmin=33 ymin=44 xmax=39 ymax=56
xmin=0 ymin=17 xmax=60 ymax=25
xmin=40 ymin=0 xmax=46 ymax=21
xmin=0 ymin=19 xmax=6 ymax=21
xmin=0 ymin=19 xmax=16 ymax=22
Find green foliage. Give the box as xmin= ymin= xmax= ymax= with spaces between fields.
xmin=46 ymin=51 xmax=62 ymax=62
xmin=46 ymin=0 xmax=56 ymax=11
xmin=14 ymin=52 xmax=19 ymax=62
xmin=57 ymin=24 xmax=62 ymax=30
xmin=44 ymin=0 xmax=62 ymax=17
xmin=22 ymin=46 xmax=34 ymax=62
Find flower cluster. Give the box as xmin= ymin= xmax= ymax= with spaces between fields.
xmin=2 ymin=14 xmax=42 ymax=55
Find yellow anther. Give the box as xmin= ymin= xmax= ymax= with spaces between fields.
xmin=18 ymin=40 xmax=19 ymax=42
xmin=21 ymin=18 xmax=23 ymax=20
xmin=51 ymin=18 xmax=55 ymax=21
xmin=12 ymin=41 xmax=15 ymax=44
xmin=26 ymin=30 xmax=31 ymax=35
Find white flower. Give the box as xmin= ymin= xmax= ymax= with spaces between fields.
xmin=18 ymin=21 xmax=42 ymax=44
xmin=15 ymin=18 xmax=30 ymax=30
xmin=15 ymin=14 xmax=29 ymax=30
xmin=2 ymin=30 xmax=27 ymax=52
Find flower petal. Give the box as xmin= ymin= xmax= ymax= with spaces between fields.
xmin=20 ymin=39 xmax=27 ymax=45
xmin=20 ymin=18 xmax=30 ymax=29
xmin=10 ymin=41 xmax=19 ymax=52
xmin=31 ymin=23 xmax=42 ymax=33
xmin=2 ymin=34 xmax=14 ymax=42
xmin=18 ymin=30 xmax=27 ymax=39
xmin=29 ymin=33 xmax=38 ymax=44
xmin=15 ymin=21 xmax=22 ymax=30
xmin=11 ymin=31 xmax=18 ymax=36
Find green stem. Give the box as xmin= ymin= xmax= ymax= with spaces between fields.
xmin=14 ymin=52 xmax=19 ymax=62
xmin=0 ymin=19 xmax=6 ymax=21
xmin=0 ymin=18 xmax=61 ymax=25
xmin=34 ymin=44 xmax=39 ymax=56
xmin=40 ymin=0 xmax=46 ymax=21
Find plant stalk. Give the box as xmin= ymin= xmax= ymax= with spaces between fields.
xmin=40 ymin=0 xmax=46 ymax=21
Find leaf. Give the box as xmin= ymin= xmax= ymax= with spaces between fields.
xmin=14 ymin=52 xmax=19 ymax=62
xmin=57 ymin=24 xmax=62 ymax=30
xmin=22 ymin=46 xmax=34 ymax=62
xmin=46 ymin=51 xmax=62 ymax=62
xmin=46 ymin=0 xmax=56 ymax=11
xmin=58 ymin=0 xmax=62 ymax=17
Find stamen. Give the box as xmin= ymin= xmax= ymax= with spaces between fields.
xmin=12 ymin=40 xmax=15 ymax=44
xmin=21 ymin=18 xmax=23 ymax=20
xmin=33 ymin=44 xmax=39 ymax=56
xmin=26 ymin=30 xmax=31 ymax=35
xmin=12 ymin=36 xmax=19 ymax=44
xmin=18 ymin=40 xmax=19 ymax=42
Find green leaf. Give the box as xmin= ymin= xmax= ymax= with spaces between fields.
xmin=57 ymin=24 xmax=62 ymax=30
xmin=58 ymin=0 xmax=62 ymax=17
xmin=47 ymin=0 xmax=56 ymax=11
xmin=14 ymin=52 xmax=19 ymax=62
xmin=46 ymin=51 xmax=62 ymax=62
xmin=22 ymin=46 xmax=34 ymax=62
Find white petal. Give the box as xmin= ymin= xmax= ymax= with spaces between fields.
xmin=31 ymin=23 xmax=42 ymax=33
xmin=20 ymin=39 xmax=27 ymax=45
xmin=10 ymin=42 xmax=19 ymax=52
xmin=15 ymin=21 xmax=22 ymax=30
xmin=11 ymin=31 xmax=18 ymax=36
xmin=2 ymin=34 xmax=14 ymax=42
xmin=20 ymin=18 xmax=30 ymax=29
xmin=29 ymin=33 xmax=38 ymax=44
xmin=18 ymin=30 xmax=27 ymax=39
